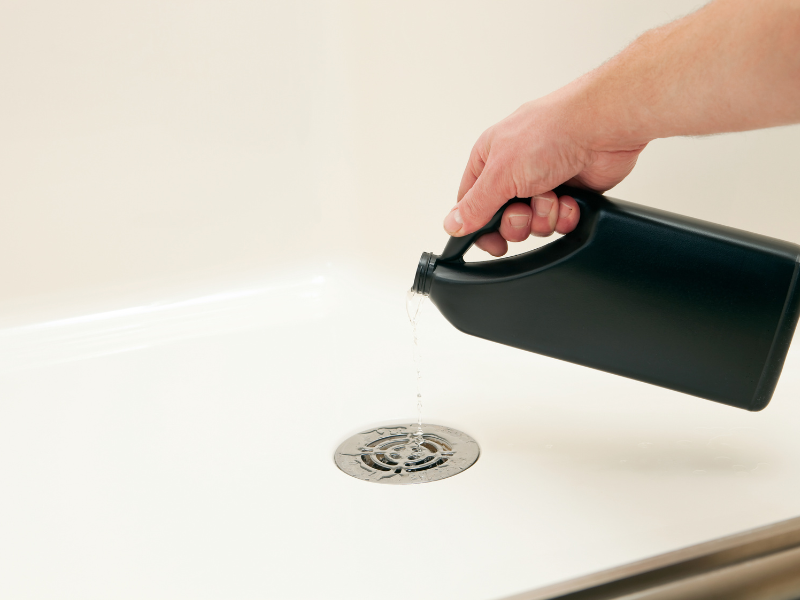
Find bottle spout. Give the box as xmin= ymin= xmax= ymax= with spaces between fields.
xmin=411 ymin=252 xmax=437 ymax=296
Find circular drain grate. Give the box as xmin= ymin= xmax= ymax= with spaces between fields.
xmin=334 ymin=423 xmax=480 ymax=484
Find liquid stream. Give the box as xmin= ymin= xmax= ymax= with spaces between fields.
xmin=406 ymin=289 xmax=426 ymax=451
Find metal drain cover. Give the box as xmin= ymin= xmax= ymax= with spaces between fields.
xmin=334 ymin=423 xmax=480 ymax=484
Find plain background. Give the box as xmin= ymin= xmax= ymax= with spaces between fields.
xmin=0 ymin=0 xmax=798 ymax=313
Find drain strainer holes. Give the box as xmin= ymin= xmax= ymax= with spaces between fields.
xmin=334 ymin=424 xmax=480 ymax=484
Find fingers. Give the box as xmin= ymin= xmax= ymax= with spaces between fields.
xmin=498 ymin=202 xmax=533 ymax=243
xmin=457 ymin=133 xmax=492 ymax=203
xmin=456 ymin=146 xmax=485 ymax=203
xmin=445 ymin=164 xmax=512 ymax=236
xmin=474 ymin=232 xmax=508 ymax=257
xmin=472 ymin=194 xmax=581 ymax=256
xmin=530 ymin=192 xmax=558 ymax=237
xmin=531 ymin=193 xmax=581 ymax=237
xmin=472 ymin=201 xmax=534 ymax=258
xmin=554 ymin=195 xmax=580 ymax=234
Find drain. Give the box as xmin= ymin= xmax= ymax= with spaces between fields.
xmin=334 ymin=423 xmax=480 ymax=484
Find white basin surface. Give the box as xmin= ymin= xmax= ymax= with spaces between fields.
xmin=1 ymin=266 xmax=799 ymax=600
xmin=2 ymin=1 xmax=800 ymax=599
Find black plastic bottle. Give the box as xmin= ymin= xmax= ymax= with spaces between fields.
xmin=412 ymin=185 xmax=800 ymax=411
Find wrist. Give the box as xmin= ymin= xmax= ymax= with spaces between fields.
xmin=558 ymin=69 xmax=655 ymax=154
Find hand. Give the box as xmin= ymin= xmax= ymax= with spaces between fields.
xmin=445 ymin=0 xmax=800 ymax=258
xmin=444 ymin=94 xmax=647 ymax=256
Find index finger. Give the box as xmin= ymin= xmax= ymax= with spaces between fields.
xmin=457 ymin=141 xmax=488 ymax=202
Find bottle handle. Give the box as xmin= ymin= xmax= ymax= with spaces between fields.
xmin=437 ymin=186 xmax=601 ymax=263
xmin=439 ymin=197 xmax=533 ymax=262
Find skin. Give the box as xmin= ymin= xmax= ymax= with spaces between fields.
xmin=445 ymin=0 xmax=800 ymax=257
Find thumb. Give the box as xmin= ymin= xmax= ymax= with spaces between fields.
xmin=444 ymin=166 xmax=512 ymax=236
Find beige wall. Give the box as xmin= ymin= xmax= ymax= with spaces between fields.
xmin=1 ymin=0 xmax=798 ymax=309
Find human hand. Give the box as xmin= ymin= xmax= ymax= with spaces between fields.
xmin=445 ymin=0 xmax=800 ymax=258
xmin=444 ymin=94 xmax=647 ymax=256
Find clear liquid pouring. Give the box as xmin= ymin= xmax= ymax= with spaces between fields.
xmin=406 ymin=289 xmax=426 ymax=451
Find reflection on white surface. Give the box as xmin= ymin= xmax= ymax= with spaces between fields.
xmin=0 ymin=273 xmax=329 ymax=373
xmin=25 ymin=279 xmax=324 ymax=328
xmin=0 ymin=266 xmax=798 ymax=600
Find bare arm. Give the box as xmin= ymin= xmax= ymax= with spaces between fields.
xmin=447 ymin=0 xmax=800 ymax=256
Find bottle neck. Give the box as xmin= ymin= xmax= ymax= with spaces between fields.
xmin=411 ymin=252 xmax=437 ymax=296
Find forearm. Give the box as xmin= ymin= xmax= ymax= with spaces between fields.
xmin=565 ymin=0 xmax=800 ymax=149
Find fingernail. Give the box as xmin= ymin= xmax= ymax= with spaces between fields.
xmin=444 ymin=208 xmax=463 ymax=234
xmin=559 ymin=202 xmax=573 ymax=219
xmin=508 ymin=214 xmax=530 ymax=228
xmin=534 ymin=195 xmax=553 ymax=217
